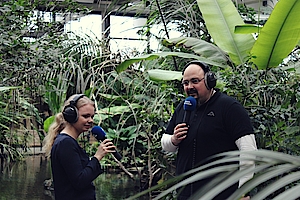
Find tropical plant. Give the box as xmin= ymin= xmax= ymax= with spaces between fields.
xmin=126 ymin=149 xmax=300 ymax=200
xmin=117 ymin=0 xmax=300 ymax=70
xmin=0 ymin=87 xmax=42 ymax=160
xmin=0 ymin=0 xmax=89 ymax=159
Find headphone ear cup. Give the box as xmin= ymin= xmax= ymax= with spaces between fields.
xmin=62 ymin=94 xmax=85 ymax=123
xmin=63 ymin=105 xmax=79 ymax=123
xmin=204 ymin=71 xmax=217 ymax=90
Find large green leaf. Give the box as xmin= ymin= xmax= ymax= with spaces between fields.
xmin=251 ymin=0 xmax=300 ymax=69
xmin=116 ymin=52 xmax=226 ymax=73
xmin=98 ymin=104 xmax=140 ymax=115
xmin=162 ymin=37 xmax=229 ymax=65
xmin=197 ymin=0 xmax=255 ymax=65
xmin=93 ymin=104 xmax=140 ymax=123
xmin=98 ymin=93 xmax=124 ymax=101
xmin=147 ymin=69 xmax=182 ymax=81
xmin=43 ymin=116 xmax=54 ymax=133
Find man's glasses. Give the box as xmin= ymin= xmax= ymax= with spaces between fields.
xmin=182 ymin=77 xmax=205 ymax=86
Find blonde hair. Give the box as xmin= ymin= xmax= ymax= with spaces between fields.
xmin=43 ymin=94 xmax=94 ymax=157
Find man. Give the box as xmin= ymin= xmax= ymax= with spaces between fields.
xmin=161 ymin=61 xmax=257 ymax=200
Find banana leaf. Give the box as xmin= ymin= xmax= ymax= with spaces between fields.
xmin=197 ymin=0 xmax=255 ymax=65
xmin=162 ymin=37 xmax=229 ymax=65
xmin=116 ymin=49 xmax=227 ymax=73
xmin=147 ymin=69 xmax=182 ymax=81
xmin=250 ymin=0 xmax=300 ymax=69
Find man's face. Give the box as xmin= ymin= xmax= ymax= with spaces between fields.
xmin=182 ymin=64 xmax=210 ymax=103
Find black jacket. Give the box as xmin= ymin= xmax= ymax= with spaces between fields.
xmin=166 ymin=90 xmax=253 ymax=199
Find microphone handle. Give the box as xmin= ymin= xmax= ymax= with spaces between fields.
xmin=112 ymin=151 xmax=122 ymax=161
xmin=182 ymin=111 xmax=186 ymax=123
xmin=182 ymin=111 xmax=191 ymax=124
xmin=104 ymin=136 xmax=122 ymax=161
xmin=92 ymin=133 xmax=122 ymax=161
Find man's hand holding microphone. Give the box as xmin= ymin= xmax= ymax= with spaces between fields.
xmin=172 ymin=96 xmax=196 ymax=146
xmin=171 ymin=123 xmax=188 ymax=146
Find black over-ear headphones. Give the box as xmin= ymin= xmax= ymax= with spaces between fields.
xmin=183 ymin=60 xmax=217 ymax=90
xmin=62 ymin=94 xmax=85 ymax=123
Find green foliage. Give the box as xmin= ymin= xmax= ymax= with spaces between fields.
xmin=220 ymin=64 xmax=300 ymax=154
xmin=0 ymin=87 xmax=42 ymax=160
xmin=0 ymin=0 xmax=89 ymax=159
xmin=250 ymin=0 xmax=300 ymax=69
xmin=147 ymin=150 xmax=300 ymax=200
xmin=43 ymin=116 xmax=54 ymax=133
xmin=117 ymin=0 xmax=300 ymax=72
xmin=147 ymin=69 xmax=182 ymax=82
xmin=197 ymin=0 xmax=255 ymax=65
xmin=162 ymin=37 xmax=229 ymax=65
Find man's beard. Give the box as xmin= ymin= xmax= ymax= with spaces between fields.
xmin=187 ymin=88 xmax=201 ymax=107
xmin=187 ymin=88 xmax=198 ymax=96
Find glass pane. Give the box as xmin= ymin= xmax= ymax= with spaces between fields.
xmin=110 ymin=16 xmax=147 ymax=40
xmin=110 ymin=39 xmax=147 ymax=53
xmin=65 ymin=14 xmax=102 ymax=40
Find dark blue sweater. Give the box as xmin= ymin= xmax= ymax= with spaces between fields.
xmin=51 ymin=133 xmax=103 ymax=200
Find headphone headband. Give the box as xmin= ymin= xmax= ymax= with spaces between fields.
xmin=183 ymin=60 xmax=210 ymax=74
xmin=69 ymin=94 xmax=85 ymax=106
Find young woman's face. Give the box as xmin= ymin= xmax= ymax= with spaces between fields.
xmin=73 ymin=104 xmax=95 ymax=133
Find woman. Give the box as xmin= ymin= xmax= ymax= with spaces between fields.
xmin=43 ymin=94 xmax=116 ymax=200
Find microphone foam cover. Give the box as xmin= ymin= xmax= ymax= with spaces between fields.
xmin=183 ymin=96 xmax=197 ymax=111
xmin=91 ymin=126 xmax=106 ymax=141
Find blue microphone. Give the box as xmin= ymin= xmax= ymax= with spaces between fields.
xmin=91 ymin=126 xmax=122 ymax=161
xmin=183 ymin=96 xmax=197 ymax=124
